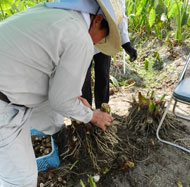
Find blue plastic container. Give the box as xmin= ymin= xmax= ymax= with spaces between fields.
xmin=31 ymin=129 xmax=60 ymax=172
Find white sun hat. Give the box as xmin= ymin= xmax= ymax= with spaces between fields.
xmin=45 ymin=0 xmax=123 ymax=56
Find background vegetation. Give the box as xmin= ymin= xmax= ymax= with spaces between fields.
xmin=0 ymin=0 xmax=190 ymax=41
xmin=1 ymin=0 xmax=189 ymax=41
xmin=0 ymin=0 xmax=46 ymax=21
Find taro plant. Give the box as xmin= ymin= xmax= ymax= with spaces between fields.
xmin=60 ymin=103 xmax=120 ymax=172
xmin=126 ymin=91 xmax=168 ymax=136
xmin=165 ymin=0 xmax=189 ymax=41
xmin=174 ymin=0 xmax=189 ymax=41
xmin=0 ymin=0 xmax=47 ymax=21
xmin=125 ymin=0 xmax=190 ymax=42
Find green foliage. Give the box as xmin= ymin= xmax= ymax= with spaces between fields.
xmin=174 ymin=0 xmax=189 ymax=41
xmin=149 ymin=7 xmax=156 ymax=28
xmin=0 ymin=0 xmax=47 ymax=20
xmin=88 ymin=176 xmax=96 ymax=187
xmin=110 ymin=75 xmax=120 ymax=88
xmin=137 ymin=91 xmax=166 ymax=116
xmin=143 ymin=50 xmax=164 ymax=72
xmin=126 ymin=0 xmax=190 ymax=42
xmin=144 ymin=58 xmax=151 ymax=71
xmin=80 ymin=180 xmax=86 ymax=187
xmin=1 ymin=0 xmax=189 ymax=42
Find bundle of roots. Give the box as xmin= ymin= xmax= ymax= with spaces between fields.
xmin=60 ymin=103 xmax=120 ymax=171
xmin=126 ymin=91 xmax=179 ymax=137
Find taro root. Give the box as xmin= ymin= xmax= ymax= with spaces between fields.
xmin=126 ymin=91 xmax=178 ymax=136
xmin=32 ymin=135 xmax=52 ymax=158
xmin=60 ymin=103 xmax=120 ymax=171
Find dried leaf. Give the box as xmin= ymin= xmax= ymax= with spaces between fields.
xmin=150 ymin=138 xmax=155 ymax=146
xmin=147 ymin=116 xmax=153 ymax=124
xmin=138 ymin=92 xmax=149 ymax=107
xmin=125 ymin=160 xmax=135 ymax=168
xmin=103 ymin=168 xmax=110 ymax=174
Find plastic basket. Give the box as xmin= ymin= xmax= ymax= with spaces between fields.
xmin=31 ymin=129 xmax=60 ymax=172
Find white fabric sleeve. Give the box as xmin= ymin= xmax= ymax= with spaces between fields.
xmin=48 ymin=32 xmax=94 ymax=123
xmin=119 ymin=0 xmax=130 ymax=44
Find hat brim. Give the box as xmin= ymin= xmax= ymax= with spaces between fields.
xmin=95 ymin=0 xmax=122 ymax=56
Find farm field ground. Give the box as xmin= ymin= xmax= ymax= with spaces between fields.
xmin=38 ymin=39 xmax=190 ymax=187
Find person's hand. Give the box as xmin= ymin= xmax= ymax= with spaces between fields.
xmin=122 ymin=42 xmax=137 ymax=62
xmin=90 ymin=109 xmax=114 ymax=131
xmin=78 ymin=96 xmax=92 ymax=109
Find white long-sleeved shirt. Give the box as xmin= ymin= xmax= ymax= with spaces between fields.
xmin=0 ymin=4 xmax=94 ymax=123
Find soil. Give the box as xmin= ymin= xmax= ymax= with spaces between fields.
xmin=38 ymin=40 xmax=190 ymax=187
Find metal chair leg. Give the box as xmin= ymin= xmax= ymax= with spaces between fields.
xmin=156 ymin=97 xmax=190 ymax=153
xmin=172 ymin=100 xmax=177 ymax=114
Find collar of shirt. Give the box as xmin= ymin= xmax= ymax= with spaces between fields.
xmin=81 ymin=12 xmax=90 ymax=29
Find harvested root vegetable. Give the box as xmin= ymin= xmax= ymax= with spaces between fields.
xmin=60 ymin=103 xmax=120 ymax=171
xmin=32 ymin=135 xmax=52 ymax=158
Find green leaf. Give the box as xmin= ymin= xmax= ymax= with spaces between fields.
xmin=155 ymin=104 xmax=160 ymax=114
xmin=1 ymin=0 xmax=13 ymax=7
xmin=112 ymin=55 xmax=116 ymax=64
xmin=80 ymin=180 xmax=86 ymax=187
xmin=149 ymin=100 xmax=155 ymax=113
xmin=160 ymin=94 xmax=166 ymax=102
xmin=168 ymin=3 xmax=178 ymax=19
xmin=155 ymin=4 xmax=164 ymax=16
xmin=165 ymin=0 xmax=171 ymax=7
xmin=136 ymin=4 xmax=143 ymax=16
xmin=110 ymin=75 xmax=119 ymax=88
xmin=88 ymin=176 xmax=96 ymax=187
xmin=150 ymin=90 xmax=155 ymax=99
xmin=127 ymin=3 xmax=133 ymax=16
xmin=146 ymin=90 xmax=150 ymax=97
xmin=149 ymin=8 xmax=156 ymax=27
xmin=144 ymin=59 xmax=151 ymax=71
xmin=182 ymin=12 xmax=189 ymax=26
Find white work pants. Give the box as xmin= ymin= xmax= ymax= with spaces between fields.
xmin=0 ymin=101 xmax=37 ymax=187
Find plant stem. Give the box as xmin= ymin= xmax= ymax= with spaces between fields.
xmin=0 ymin=2 xmax=5 ymax=20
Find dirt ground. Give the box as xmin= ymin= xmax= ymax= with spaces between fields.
xmin=102 ymin=42 xmax=190 ymax=187
xmin=106 ymin=89 xmax=190 ymax=187
xmin=38 ymin=41 xmax=190 ymax=187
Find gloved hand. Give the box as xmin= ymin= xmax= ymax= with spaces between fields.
xmin=122 ymin=42 xmax=137 ymax=62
